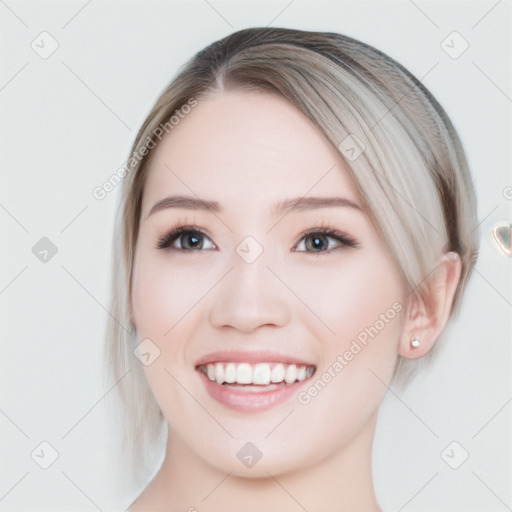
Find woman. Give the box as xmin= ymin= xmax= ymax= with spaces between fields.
xmin=105 ymin=27 xmax=479 ymax=511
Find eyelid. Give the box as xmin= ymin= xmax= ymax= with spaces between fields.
xmin=155 ymin=224 xmax=217 ymax=251
xmin=156 ymin=222 xmax=358 ymax=252
xmin=292 ymin=227 xmax=358 ymax=252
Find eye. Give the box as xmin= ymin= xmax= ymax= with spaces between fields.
xmin=294 ymin=229 xmax=358 ymax=253
xmin=156 ymin=227 xmax=216 ymax=251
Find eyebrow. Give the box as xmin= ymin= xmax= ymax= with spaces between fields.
xmin=145 ymin=194 xmax=362 ymax=219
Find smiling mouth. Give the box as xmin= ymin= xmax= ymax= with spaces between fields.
xmin=197 ymin=362 xmax=316 ymax=388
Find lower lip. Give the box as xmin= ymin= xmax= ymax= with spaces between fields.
xmin=197 ymin=371 xmax=310 ymax=413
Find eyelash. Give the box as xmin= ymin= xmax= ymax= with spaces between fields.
xmin=293 ymin=227 xmax=359 ymax=252
xmin=155 ymin=222 xmax=359 ymax=254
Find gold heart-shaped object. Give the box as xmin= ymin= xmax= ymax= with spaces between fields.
xmin=493 ymin=223 xmax=512 ymax=256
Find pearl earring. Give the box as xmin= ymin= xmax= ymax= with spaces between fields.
xmin=411 ymin=337 xmax=421 ymax=348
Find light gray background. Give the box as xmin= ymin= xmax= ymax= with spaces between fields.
xmin=1 ymin=0 xmax=511 ymax=510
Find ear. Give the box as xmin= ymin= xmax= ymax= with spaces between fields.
xmin=399 ymin=252 xmax=462 ymax=359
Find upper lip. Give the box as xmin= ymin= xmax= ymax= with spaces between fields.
xmin=195 ymin=350 xmax=316 ymax=367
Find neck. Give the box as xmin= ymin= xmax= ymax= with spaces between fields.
xmin=130 ymin=414 xmax=381 ymax=512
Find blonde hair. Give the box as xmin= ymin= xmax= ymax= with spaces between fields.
xmin=103 ymin=27 xmax=479 ymax=480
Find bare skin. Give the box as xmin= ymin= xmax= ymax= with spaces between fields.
xmin=128 ymin=90 xmax=461 ymax=511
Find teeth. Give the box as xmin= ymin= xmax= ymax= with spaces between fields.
xmin=271 ymin=363 xmax=285 ymax=383
xmin=224 ymin=363 xmax=236 ymax=383
xmin=236 ymin=363 xmax=252 ymax=384
xmin=253 ymin=363 xmax=271 ymax=385
xmin=285 ymin=364 xmax=297 ymax=384
xmin=201 ymin=362 xmax=314 ymax=385
xmin=214 ymin=362 xmax=224 ymax=384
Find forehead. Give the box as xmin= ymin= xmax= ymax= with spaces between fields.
xmin=142 ymin=90 xmax=362 ymax=215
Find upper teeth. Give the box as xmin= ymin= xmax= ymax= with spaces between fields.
xmin=201 ymin=362 xmax=314 ymax=385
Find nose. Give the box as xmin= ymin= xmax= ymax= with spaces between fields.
xmin=208 ymin=251 xmax=291 ymax=333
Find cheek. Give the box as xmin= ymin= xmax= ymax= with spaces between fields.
xmin=287 ymin=250 xmax=406 ymax=423
xmin=131 ymin=250 xmax=207 ymax=419
xmin=277 ymin=257 xmax=406 ymax=462
xmin=132 ymin=250 xmax=210 ymax=339
xmin=293 ymin=250 xmax=405 ymax=421
xmin=286 ymin=250 xmax=405 ymax=348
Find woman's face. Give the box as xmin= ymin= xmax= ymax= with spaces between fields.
xmin=131 ymin=90 xmax=409 ymax=476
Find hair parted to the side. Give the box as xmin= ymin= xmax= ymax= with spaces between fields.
xmin=103 ymin=27 xmax=479 ymax=481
